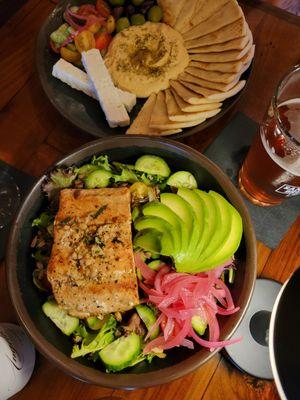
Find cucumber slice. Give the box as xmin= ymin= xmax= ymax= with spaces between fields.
xmin=99 ymin=333 xmax=141 ymax=372
xmin=167 ymin=171 xmax=198 ymax=189
xmin=135 ymin=155 xmax=171 ymax=178
xmin=192 ymin=315 xmax=207 ymax=336
xmin=85 ymin=169 xmax=113 ymax=188
xmin=42 ymin=300 xmax=79 ymax=336
xmin=136 ymin=304 xmax=159 ymax=340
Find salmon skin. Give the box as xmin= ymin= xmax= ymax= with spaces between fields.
xmin=47 ymin=188 xmax=139 ymax=318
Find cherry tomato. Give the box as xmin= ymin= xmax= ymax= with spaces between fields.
xmin=77 ymin=4 xmax=98 ymax=16
xmin=96 ymin=0 xmax=111 ymax=17
xmin=74 ymin=30 xmax=96 ymax=53
xmin=95 ymin=31 xmax=112 ymax=50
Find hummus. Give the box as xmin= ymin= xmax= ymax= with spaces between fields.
xmin=105 ymin=22 xmax=190 ymax=98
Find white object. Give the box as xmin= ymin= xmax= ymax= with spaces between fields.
xmin=81 ymin=49 xmax=130 ymax=127
xmin=52 ymin=59 xmax=136 ymax=112
xmin=0 ymin=323 xmax=35 ymax=399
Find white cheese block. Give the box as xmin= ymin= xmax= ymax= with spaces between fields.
xmin=52 ymin=58 xmax=97 ymax=99
xmin=115 ymin=88 xmax=136 ymax=113
xmin=52 ymin=59 xmax=136 ymax=112
xmin=81 ymin=49 xmax=130 ymax=128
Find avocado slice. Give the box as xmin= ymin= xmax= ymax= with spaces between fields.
xmin=134 ymin=229 xmax=161 ymax=254
xmin=193 ymin=189 xmax=219 ymax=257
xmin=142 ymin=201 xmax=182 ymax=255
xmin=160 ymin=193 xmax=193 ymax=255
xmin=177 ymin=188 xmax=204 ymax=257
xmin=134 ymin=216 xmax=174 ymax=255
xmin=195 ymin=191 xmax=232 ymax=265
xmin=198 ymin=201 xmax=243 ymax=271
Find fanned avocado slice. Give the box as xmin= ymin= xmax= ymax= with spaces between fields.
xmin=160 ymin=193 xmax=193 ymax=255
xmin=134 ymin=229 xmax=162 ymax=254
xmin=195 ymin=191 xmax=232 ymax=264
xmin=197 ymin=200 xmax=243 ymax=271
xmin=193 ymin=189 xmax=219 ymax=254
xmin=177 ymin=188 xmax=204 ymax=257
xmin=142 ymin=201 xmax=182 ymax=255
xmin=134 ymin=216 xmax=174 ymax=256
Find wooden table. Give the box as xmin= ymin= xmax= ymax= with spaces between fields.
xmin=0 ymin=1 xmax=299 ymax=399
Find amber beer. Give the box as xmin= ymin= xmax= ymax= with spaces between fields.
xmin=239 ymin=100 xmax=300 ymax=205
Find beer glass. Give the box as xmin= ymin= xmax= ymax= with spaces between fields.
xmin=239 ymin=64 xmax=300 ymax=206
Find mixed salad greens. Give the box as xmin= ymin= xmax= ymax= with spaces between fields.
xmin=50 ymin=0 xmax=163 ymax=67
xmin=32 ymin=154 xmax=242 ymax=372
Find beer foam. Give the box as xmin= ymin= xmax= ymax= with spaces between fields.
xmin=261 ymin=130 xmax=300 ymax=177
xmin=260 ymin=98 xmax=300 ymax=177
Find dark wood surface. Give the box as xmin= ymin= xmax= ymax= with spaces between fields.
xmin=0 ymin=1 xmax=299 ymax=399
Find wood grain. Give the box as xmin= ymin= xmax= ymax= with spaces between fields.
xmin=0 ymin=1 xmax=299 ymax=399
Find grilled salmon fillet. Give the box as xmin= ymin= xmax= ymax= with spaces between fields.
xmin=47 ymin=188 xmax=139 ymax=318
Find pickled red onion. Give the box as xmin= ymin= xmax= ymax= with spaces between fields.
xmin=135 ymin=253 xmax=240 ymax=353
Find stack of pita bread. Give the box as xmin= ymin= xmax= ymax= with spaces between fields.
xmin=126 ymin=0 xmax=255 ymax=136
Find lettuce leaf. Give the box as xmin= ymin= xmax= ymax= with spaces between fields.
xmin=71 ymin=315 xmax=116 ymax=359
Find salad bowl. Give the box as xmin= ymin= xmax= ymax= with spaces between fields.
xmin=6 ymin=136 xmax=256 ymax=389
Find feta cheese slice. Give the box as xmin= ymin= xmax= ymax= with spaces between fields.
xmin=52 ymin=59 xmax=136 ymax=112
xmin=82 ymin=49 xmax=130 ymax=128
xmin=52 ymin=58 xmax=97 ymax=99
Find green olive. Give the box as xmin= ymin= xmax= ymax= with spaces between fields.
xmin=109 ymin=0 xmax=125 ymax=6
xmin=130 ymin=13 xmax=146 ymax=25
xmin=147 ymin=5 xmax=163 ymax=22
xmin=132 ymin=0 xmax=145 ymax=6
xmin=116 ymin=17 xmax=130 ymax=32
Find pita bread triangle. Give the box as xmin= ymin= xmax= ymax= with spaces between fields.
xmin=165 ymin=89 xmax=221 ymax=122
xmin=179 ymin=72 xmax=239 ymax=92
xmin=183 ymin=1 xmax=243 ymax=41
xmin=190 ymin=33 xmax=253 ymax=63
xmin=185 ymin=18 xmax=247 ymax=49
xmin=189 ymin=45 xmax=255 ymax=73
xmin=185 ymin=59 xmax=249 ymax=84
xmin=150 ymin=91 xmax=206 ymax=129
xmin=182 ymin=0 xmax=230 ymax=34
xmin=180 ymin=79 xmax=246 ymax=101
xmin=173 ymin=0 xmax=199 ymax=32
xmin=171 ymin=88 xmax=222 ymax=112
xmin=126 ymin=93 xmax=181 ymax=135
xmin=158 ymin=0 xmax=186 ymax=27
xmin=170 ymin=80 xmax=222 ymax=105
xmin=188 ymin=31 xmax=249 ymax=54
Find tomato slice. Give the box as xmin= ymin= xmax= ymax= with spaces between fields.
xmin=74 ymin=30 xmax=96 ymax=53
xmin=95 ymin=31 xmax=112 ymax=50
xmin=96 ymin=0 xmax=111 ymax=18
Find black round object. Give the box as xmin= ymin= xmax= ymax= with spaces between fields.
xmin=269 ymin=268 xmax=300 ymax=400
xmin=36 ymin=0 xmax=252 ymax=139
xmin=225 ymin=278 xmax=282 ymax=380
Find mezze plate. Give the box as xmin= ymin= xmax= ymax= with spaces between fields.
xmin=36 ymin=0 xmax=252 ymax=139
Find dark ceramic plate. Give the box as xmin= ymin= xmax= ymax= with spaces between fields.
xmin=270 ymin=268 xmax=300 ymax=400
xmin=6 ymin=136 xmax=257 ymax=389
xmin=36 ymin=0 xmax=252 ymax=139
